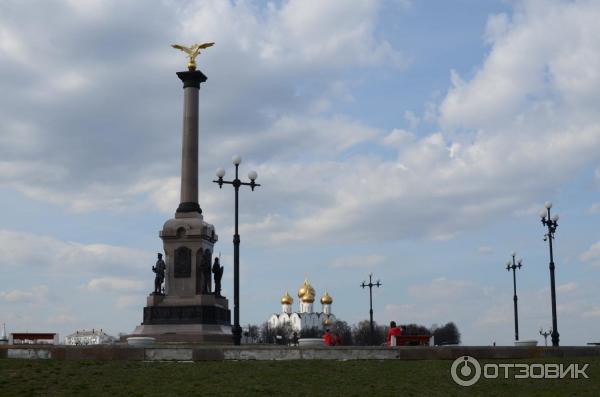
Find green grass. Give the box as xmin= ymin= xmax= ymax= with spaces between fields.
xmin=0 ymin=357 xmax=597 ymax=396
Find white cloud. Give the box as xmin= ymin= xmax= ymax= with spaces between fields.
xmin=580 ymin=240 xmax=600 ymax=266
xmin=514 ymin=203 xmax=545 ymax=216
xmin=330 ymin=254 xmax=385 ymax=269
xmin=6 ymin=0 xmax=600 ymax=250
xmin=1 ymin=0 xmax=599 ymax=247
xmin=176 ymin=0 xmax=407 ymax=70
xmin=116 ymin=295 xmax=143 ymax=309
xmin=0 ymin=25 xmax=28 ymax=64
xmin=0 ymin=0 xmax=402 ymax=219
xmin=557 ymin=282 xmax=578 ymax=293
xmin=478 ymin=245 xmax=493 ymax=255
xmin=407 ymin=277 xmax=480 ymax=302
xmin=0 ymin=285 xmax=48 ymax=304
xmin=83 ymin=277 xmax=145 ymax=293
xmin=0 ymin=161 xmax=66 ymax=184
xmin=0 ymin=230 xmax=150 ymax=273
xmin=242 ymin=0 xmax=600 ymax=245
xmin=484 ymin=12 xmax=510 ymax=45
xmin=404 ymin=110 xmax=420 ymax=130
xmin=476 ymin=304 xmax=513 ymax=327
xmin=384 ymin=278 xmax=502 ymax=331
xmin=442 ymin=1 xmax=600 ymax=127
xmin=381 ymin=128 xmax=416 ymax=148
xmin=47 ymin=313 xmax=76 ymax=325
xmin=0 ymin=1 xmax=600 ymax=252
xmin=582 ymin=306 xmax=600 ymax=318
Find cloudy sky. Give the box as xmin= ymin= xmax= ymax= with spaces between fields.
xmin=1 ymin=0 xmax=600 ymax=345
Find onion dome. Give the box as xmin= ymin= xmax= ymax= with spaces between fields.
xmin=302 ymin=288 xmax=315 ymax=303
xmin=297 ymin=278 xmax=315 ymax=301
xmin=298 ymin=283 xmax=306 ymax=299
xmin=320 ymin=291 xmax=333 ymax=305
xmin=323 ymin=317 xmax=333 ymax=326
xmin=298 ymin=278 xmax=315 ymax=303
xmin=281 ymin=291 xmax=293 ymax=305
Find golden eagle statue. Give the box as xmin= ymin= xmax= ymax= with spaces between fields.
xmin=171 ymin=42 xmax=214 ymax=71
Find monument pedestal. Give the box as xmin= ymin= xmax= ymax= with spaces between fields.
xmin=131 ymin=294 xmax=232 ymax=344
xmin=129 ymin=212 xmax=232 ymax=344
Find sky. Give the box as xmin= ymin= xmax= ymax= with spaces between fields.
xmin=1 ymin=0 xmax=599 ymax=346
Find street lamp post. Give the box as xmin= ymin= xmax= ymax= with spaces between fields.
xmin=361 ymin=274 xmax=382 ymax=345
xmin=506 ymin=252 xmax=523 ymax=341
xmin=213 ymin=155 xmax=260 ymax=345
xmin=539 ymin=201 xmax=560 ymax=347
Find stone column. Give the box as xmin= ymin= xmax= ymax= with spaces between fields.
xmin=176 ymin=70 xmax=207 ymax=216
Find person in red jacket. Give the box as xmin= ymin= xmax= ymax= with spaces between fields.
xmin=387 ymin=321 xmax=402 ymax=346
xmin=323 ymin=329 xmax=334 ymax=346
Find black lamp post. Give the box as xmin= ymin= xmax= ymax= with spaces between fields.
xmin=539 ymin=201 xmax=560 ymax=347
xmin=506 ymin=252 xmax=523 ymax=341
xmin=213 ymin=155 xmax=260 ymax=346
xmin=361 ymin=274 xmax=382 ymax=345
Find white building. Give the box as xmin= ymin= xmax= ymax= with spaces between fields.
xmin=64 ymin=329 xmax=115 ymax=345
xmin=268 ymin=278 xmax=336 ymax=333
xmin=0 ymin=323 xmax=8 ymax=345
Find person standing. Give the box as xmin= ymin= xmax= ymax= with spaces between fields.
xmin=323 ymin=329 xmax=334 ymax=346
xmin=387 ymin=321 xmax=402 ymax=346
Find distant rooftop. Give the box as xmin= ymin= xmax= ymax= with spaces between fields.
xmin=66 ymin=329 xmax=111 ymax=338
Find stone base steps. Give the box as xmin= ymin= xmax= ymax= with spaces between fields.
xmin=1 ymin=345 xmax=599 ymax=361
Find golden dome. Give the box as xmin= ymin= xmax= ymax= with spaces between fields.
xmin=298 ymin=285 xmax=306 ymax=298
xmin=321 ymin=291 xmax=333 ymax=305
xmin=302 ymin=288 xmax=315 ymax=303
xmin=323 ymin=317 xmax=333 ymax=326
xmin=297 ymin=278 xmax=315 ymax=302
xmin=280 ymin=291 xmax=293 ymax=305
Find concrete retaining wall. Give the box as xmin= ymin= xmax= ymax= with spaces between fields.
xmin=0 ymin=345 xmax=599 ymax=361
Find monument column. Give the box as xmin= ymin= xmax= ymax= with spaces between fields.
xmin=176 ymin=70 xmax=207 ymax=215
xmin=128 ymin=43 xmax=231 ymax=344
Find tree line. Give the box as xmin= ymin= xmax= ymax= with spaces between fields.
xmin=243 ymin=321 xmax=460 ymax=346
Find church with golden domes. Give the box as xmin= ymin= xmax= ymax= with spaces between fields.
xmin=268 ymin=278 xmax=336 ymax=332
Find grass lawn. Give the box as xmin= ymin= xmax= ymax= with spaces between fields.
xmin=0 ymin=357 xmax=598 ymax=396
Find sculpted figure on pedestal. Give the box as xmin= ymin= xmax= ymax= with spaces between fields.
xmin=152 ymin=253 xmax=166 ymax=294
xmin=213 ymin=257 xmax=224 ymax=297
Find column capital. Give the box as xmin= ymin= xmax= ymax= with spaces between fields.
xmin=177 ymin=70 xmax=207 ymax=88
xmin=176 ymin=202 xmax=202 ymax=214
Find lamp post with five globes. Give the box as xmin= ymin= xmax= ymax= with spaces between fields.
xmin=213 ymin=155 xmax=260 ymax=345
xmin=506 ymin=252 xmax=523 ymax=341
xmin=539 ymin=201 xmax=560 ymax=347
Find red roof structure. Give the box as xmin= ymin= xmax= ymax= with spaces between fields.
xmin=10 ymin=333 xmax=57 ymax=344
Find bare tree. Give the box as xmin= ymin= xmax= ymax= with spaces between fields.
xmin=332 ymin=320 xmax=353 ymax=346
xmin=401 ymin=323 xmax=431 ymax=336
xmin=260 ymin=322 xmax=293 ymax=344
xmin=432 ymin=322 xmax=461 ymax=345
xmin=243 ymin=324 xmax=260 ymax=343
xmin=352 ymin=320 xmax=386 ymax=346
